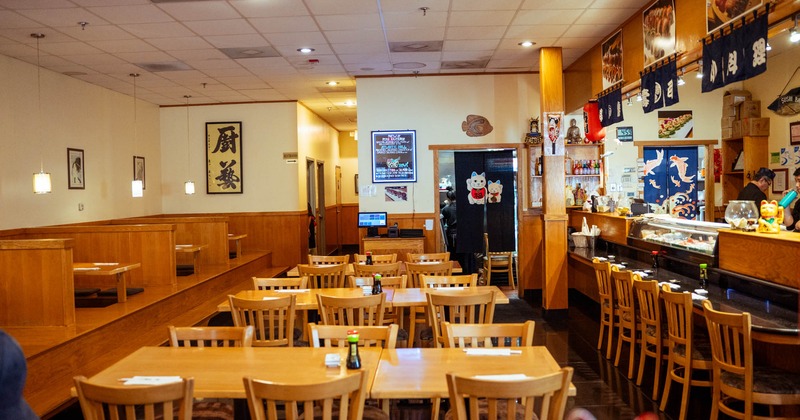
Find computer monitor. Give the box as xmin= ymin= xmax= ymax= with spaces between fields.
xmin=358 ymin=212 xmax=387 ymax=237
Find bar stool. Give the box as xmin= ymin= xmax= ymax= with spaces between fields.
xmin=660 ymin=287 xmax=712 ymax=420
xmin=610 ymin=267 xmax=639 ymax=379
xmin=703 ymin=300 xmax=800 ymax=420
xmin=633 ymin=278 xmax=668 ymax=400
xmin=591 ymin=258 xmax=617 ymax=359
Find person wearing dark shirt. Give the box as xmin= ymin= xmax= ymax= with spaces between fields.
xmin=782 ymin=167 xmax=800 ymax=231
xmin=736 ymin=167 xmax=774 ymax=214
xmin=0 ymin=330 xmax=38 ymax=420
xmin=440 ymin=188 xmax=457 ymax=260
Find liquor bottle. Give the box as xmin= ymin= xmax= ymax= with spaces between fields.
xmin=699 ymin=263 xmax=708 ymax=289
xmin=595 ymin=159 xmax=601 ymax=174
xmin=365 ymin=252 xmax=372 ymax=265
xmin=346 ymin=330 xmax=361 ymax=369
xmin=565 ymin=153 xmax=572 ymax=175
xmin=372 ymin=274 xmax=382 ymax=294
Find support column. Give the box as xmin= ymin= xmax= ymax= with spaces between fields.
xmin=539 ymin=48 xmax=568 ymax=311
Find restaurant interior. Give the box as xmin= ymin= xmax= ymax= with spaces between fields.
xmin=2 ymin=1 xmax=800 ymax=419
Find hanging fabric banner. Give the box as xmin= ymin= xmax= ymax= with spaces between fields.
xmin=643 ymin=146 xmax=699 ymax=219
xmin=641 ymin=70 xmax=657 ymax=114
xmin=597 ymin=92 xmax=607 ymax=126
xmin=702 ymin=34 xmax=726 ymax=92
xmin=599 ymin=87 xmax=624 ymax=127
xmin=743 ymin=10 xmax=768 ymax=79
xmin=662 ymin=59 xmax=680 ymax=108
xmin=484 ymin=151 xmax=516 ymax=252
xmin=721 ymin=24 xmax=746 ymax=84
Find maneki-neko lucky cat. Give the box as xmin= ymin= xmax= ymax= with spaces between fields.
xmin=757 ymin=200 xmax=784 ymax=234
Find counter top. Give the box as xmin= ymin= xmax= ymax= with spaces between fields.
xmin=569 ymin=247 xmax=799 ymax=337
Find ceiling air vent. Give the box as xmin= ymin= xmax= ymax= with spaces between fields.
xmin=441 ymin=60 xmax=488 ymax=70
xmin=136 ymin=61 xmax=191 ymax=72
xmin=220 ymin=47 xmax=280 ymax=59
xmin=389 ymin=41 xmax=443 ymax=53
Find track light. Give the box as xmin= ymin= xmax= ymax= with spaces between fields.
xmin=696 ymin=59 xmax=704 ymax=78
xmin=677 ymin=68 xmax=686 ymax=86
xmin=791 ymin=14 xmax=800 ymax=43
xmin=626 ymin=93 xmax=632 ymax=106
xmin=636 ymin=91 xmax=643 ymax=102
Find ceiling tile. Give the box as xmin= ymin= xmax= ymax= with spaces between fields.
xmin=448 ymin=10 xmax=516 ymax=27
xmin=575 ymin=7 xmax=639 ymax=25
xmin=184 ymin=19 xmax=256 ymax=36
xmin=263 ymin=31 xmax=326 ymax=46
xmin=452 ymin=0 xmax=523 ymax=10
xmin=203 ymin=33 xmax=268 ymax=49
xmin=315 ymin=14 xmax=381 ymax=31
xmin=156 ymin=2 xmax=241 ymax=21
xmin=446 ymin=26 xmax=506 ymax=40
xmin=304 ymin=0 xmax=378 ymax=16
xmin=521 ymin=0 xmax=593 ymax=9
xmin=89 ymin=39 xmax=157 ymax=53
xmin=182 ymin=57 xmax=241 ymax=70
xmin=115 ymin=50 xmax=175 ymax=62
xmin=41 ymin=41 xmax=103 ymax=55
xmin=561 ymin=24 xmax=619 ymax=39
xmin=444 ymin=39 xmax=501 ymax=51
xmin=168 ymin=48 xmax=229 ymax=61
xmin=120 ymin=22 xmax=194 ymax=38
xmin=86 ymin=4 xmax=174 ymax=25
xmin=229 ymin=0 xmax=310 ymax=18
xmin=505 ymin=24 xmax=569 ymax=39
xmin=57 ymin=24 xmax=137 ymax=41
xmin=145 ymin=36 xmax=213 ymax=51
xmin=513 ymin=10 xmax=579 ymax=25
xmin=17 ymin=8 xmax=109 ymax=27
xmin=249 ymin=16 xmax=318 ymax=33
xmin=382 ymin=11 xmax=448 ymax=29
xmin=385 ymin=27 xmax=445 ymax=42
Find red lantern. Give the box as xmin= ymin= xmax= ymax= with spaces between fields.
xmin=583 ymin=100 xmax=605 ymax=143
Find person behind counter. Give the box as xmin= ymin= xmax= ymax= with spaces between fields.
xmin=782 ymin=167 xmax=800 ymax=231
xmin=736 ymin=167 xmax=775 ymax=214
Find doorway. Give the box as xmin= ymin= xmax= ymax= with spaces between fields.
xmin=306 ymin=159 xmax=327 ymax=256
xmin=316 ymin=161 xmax=327 ymax=255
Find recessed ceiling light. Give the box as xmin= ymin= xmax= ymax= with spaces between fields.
xmin=297 ymin=47 xmax=315 ymax=53
xmin=518 ymin=41 xmax=535 ymax=47
xmin=326 ymin=81 xmax=339 ymax=86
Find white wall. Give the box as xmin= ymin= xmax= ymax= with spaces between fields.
xmin=160 ymin=101 xmax=300 ymax=213
xmin=338 ymin=131 xmax=359 ymax=204
xmin=297 ymin=104 xmax=342 ymax=209
xmin=356 ymin=74 xmax=540 ymax=214
xmin=0 ymin=54 xmax=162 ymax=230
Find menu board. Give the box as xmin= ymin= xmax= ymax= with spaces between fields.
xmin=372 ymin=130 xmax=416 ymax=183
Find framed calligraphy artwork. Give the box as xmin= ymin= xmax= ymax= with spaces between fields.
xmin=67 ymin=148 xmax=85 ymax=190
xmin=206 ymin=121 xmax=243 ymax=194
xmin=371 ymin=130 xmax=416 ymax=183
xmin=133 ymin=156 xmax=145 ymax=190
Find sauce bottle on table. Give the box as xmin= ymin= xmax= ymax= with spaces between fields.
xmin=346 ymin=330 xmax=361 ymax=369
xmin=365 ymin=252 xmax=373 ymax=265
xmin=699 ymin=263 xmax=708 ymax=289
xmin=372 ymin=274 xmax=382 ymax=294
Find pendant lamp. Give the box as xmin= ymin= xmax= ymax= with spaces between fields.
xmin=183 ymin=95 xmax=195 ymax=195
xmin=130 ymin=73 xmax=143 ymax=198
xmin=31 ymin=33 xmax=51 ymax=194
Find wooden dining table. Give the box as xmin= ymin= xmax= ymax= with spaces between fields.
xmin=285 ymin=261 xmax=463 ymax=277
xmin=73 ymin=262 xmax=141 ymax=303
xmin=78 ymin=346 xmax=382 ymax=399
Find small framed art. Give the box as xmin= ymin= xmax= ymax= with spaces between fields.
xmin=67 ymin=148 xmax=85 ymax=190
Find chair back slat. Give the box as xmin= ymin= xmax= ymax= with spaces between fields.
xmin=446 ymin=367 xmax=573 ymax=420
xmin=407 ymin=252 xmax=450 ymax=263
xmin=420 ymin=274 xmax=477 ymax=289
xmin=317 ymin=293 xmax=386 ymax=326
xmin=168 ymin=326 xmax=254 ymax=348
xmin=703 ymin=300 xmax=750 ymax=376
xmin=228 ymin=295 xmax=296 ymax=347
xmin=74 ymin=376 xmax=195 ymax=420
xmin=353 ymin=253 xmax=397 ymax=263
xmin=308 ymin=324 xmax=399 ymax=348
xmin=426 ymin=290 xmax=496 ymax=348
xmin=297 ymin=264 xmax=347 ymax=289
xmin=307 ymin=254 xmax=349 ymax=265
xmin=352 ymin=262 xmax=402 ymax=277
xmin=405 ymin=261 xmax=453 ymax=288
xmin=443 ymin=321 xmax=534 ymax=348
xmin=252 ymin=277 xmax=308 ymax=290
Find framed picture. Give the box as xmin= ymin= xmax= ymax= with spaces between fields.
xmin=706 ymin=0 xmax=761 ymax=33
xmin=206 ymin=121 xmax=243 ymax=193
xmin=790 ymin=121 xmax=800 ymax=146
xmin=601 ymin=30 xmax=623 ymax=89
xmin=642 ymin=0 xmax=676 ymax=68
xmin=371 ymin=130 xmax=416 ymax=183
xmin=732 ymin=150 xmax=745 ymax=171
xmin=67 ymin=148 xmax=85 ymax=190
xmin=133 ymin=156 xmax=146 ymax=189
xmin=772 ymin=168 xmax=788 ymax=194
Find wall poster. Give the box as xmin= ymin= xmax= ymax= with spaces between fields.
xmin=206 ymin=121 xmax=242 ymax=194
xmin=67 ymin=148 xmax=85 ymax=190
xmin=707 ymin=0 xmax=762 ymax=33
xmin=642 ymin=0 xmax=676 ymax=68
xmin=601 ymin=30 xmax=623 ymax=89
xmin=371 ymin=130 xmax=416 ymax=183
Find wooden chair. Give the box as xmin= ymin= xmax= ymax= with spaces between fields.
xmin=252 ymin=277 xmax=307 ymax=290
xmin=317 ymin=293 xmax=386 ymax=326
xmin=297 ymin=263 xmax=347 ymax=289
xmin=353 ymin=253 xmax=397 ymax=263
xmin=228 ymin=294 xmax=296 ymax=347
xmin=633 ymin=278 xmax=667 ymax=400
xmin=74 ymin=375 xmax=194 ymax=420
xmin=307 ymin=254 xmax=349 ymax=265
xmin=419 ymin=274 xmax=477 ymax=289
xmin=592 ymin=258 xmax=617 ymax=359
xmin=407 ymin=252 xmax=450 ymax=263
xmin=308 ymin=324 xmax=399 ymax=349
xmin=482 ymin=233 xmax=516 ymax=289
xmin=610 ymin=267 xmax=639 ymax=379
xmin=243 ymin=371 xmax=371 ymax=420
xmin=660 ymin=287 xmax=712 ymax=420
xmin=442 ymin=321 xmax=535 ymax=348
xmin=405 ymin=260 xmax=453 ymax=348
xmin=445 ymin=367 xmax=574 ymax=420
xmin=702 ymin=300 xmax=800 ymax=420
xmin=168 ymin=326 xmax=254 ymax=348
xmin=352 ymin=261 xmax=402 ymax=277
xmin=426 ymin=290 xmax=496 ymax=348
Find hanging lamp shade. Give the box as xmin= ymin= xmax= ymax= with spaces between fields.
xmin=33 ymin=171 xmax=51 ymax=194
xmin=184 ymin=180 xmax=195 ymax=195
xmin=131 ymin=179 xmax=143 ymax=197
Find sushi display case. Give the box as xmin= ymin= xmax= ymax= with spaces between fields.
xmin=627 ymin=215 xmax=728 ymax=259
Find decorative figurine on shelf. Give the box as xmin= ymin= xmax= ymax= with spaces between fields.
xmin=574 ymin=183 xmax=586 ymax=206
xmin=565 ymin=185 xmax=575 ymax=206
xmin=524 ymin=117 xmax=542 ymax=145
xmin=565 ymin=118 xmax=582 ymax=144
xmin=757 ymin=200 xmax=784 ymax=233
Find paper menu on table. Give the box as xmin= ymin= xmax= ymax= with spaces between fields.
xmin=124 ymin=376 xmax=182 ymax=385
xmin=472 ymin=374 xmax=529 ymax=381
xmin=463 ymin=348 xmax=521 ymax=356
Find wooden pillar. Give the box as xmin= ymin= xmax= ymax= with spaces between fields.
xmin=539 ymin=48 xmax=568 ymax=311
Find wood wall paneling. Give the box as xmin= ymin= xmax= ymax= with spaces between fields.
xmin=519 ymin=211 xmax=544 ymax=291
xmin=224 ymin=211 xmax=307 ymax=268
xmin=112 ymin=217 xmax=229 ymax=265
xmin=340 ymin=204 xmax=360 ymax=245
